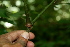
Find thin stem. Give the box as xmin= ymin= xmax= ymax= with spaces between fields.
xmin=24 ymin=0 xmax=32 ymax=29
xmin=24 ymin=0 xmax=30 ymax=23
xmin=32 ymin=0 xmax=55 ymax=24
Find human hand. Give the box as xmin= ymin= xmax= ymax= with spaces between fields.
xmin=0 ymin=30 xmax=35 ymax=47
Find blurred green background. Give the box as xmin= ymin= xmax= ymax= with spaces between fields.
xmin=0 ymin=0 xmax=70 ymax=47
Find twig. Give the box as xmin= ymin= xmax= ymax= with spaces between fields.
xmin=32 ymin=0 xmax=55 ymax=24
xmin=24 ymin=0 xmax=33 ymax=30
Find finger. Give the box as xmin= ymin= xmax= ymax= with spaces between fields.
xmin=15 ymin=32 xmax=29 ymax=47
xmin=29 ymin=32 xmax=35 ymax=39
xmin=15 ymin=36 xmax=28 ymax=47
xmin=2 ymin=41 xmax=34 ymax=47
xmin=5 ymin=30 xmax=35 ymax=42
xmin=6 ymin=30 xmax=26 ymax=42
xmin=27 ymin=41 xmax=34 ymax=47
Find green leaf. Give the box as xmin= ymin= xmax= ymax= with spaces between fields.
xmin=7 ymin=11 xmax=25 ymax=20
xmin=0 ymin=9 xmax=7 ymax=17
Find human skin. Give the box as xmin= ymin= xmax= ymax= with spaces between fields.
xmin=0 ymin=30 xmax=35 ymax=47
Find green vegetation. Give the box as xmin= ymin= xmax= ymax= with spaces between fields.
xmin=0 ymin=0 xmax=70 ymax=47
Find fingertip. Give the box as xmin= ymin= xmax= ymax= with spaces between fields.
xmin=29 ymin=32 xmax=35 ymax=39
xmin=27 ymin=41 xmax=34 ymax=47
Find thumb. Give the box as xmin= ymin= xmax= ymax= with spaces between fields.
xmin=14 ymin=32 xmax=29 ymax=47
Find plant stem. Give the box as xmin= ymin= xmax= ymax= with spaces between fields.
xmin=24 ymin=0 xmax=32 ymax=30
xmin=32 ymin=0 xmax=55 ymax=24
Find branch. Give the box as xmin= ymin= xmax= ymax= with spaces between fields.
xmin=32 ymin=0 xmax=55 ymax=24
xmin=24 ymin=0 xmax=33 ymax=30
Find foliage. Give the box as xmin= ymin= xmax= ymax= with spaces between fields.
xmin=0 ymin=0 xmax=70 ymax=47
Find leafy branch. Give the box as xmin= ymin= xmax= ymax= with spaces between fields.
xmin=24 ymin=0 xmax=55 ymax=31
xmin=32 ymin=0 xmax=55 ymax=24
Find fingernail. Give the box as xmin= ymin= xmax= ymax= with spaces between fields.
xmin=21 ymin=32 xmax=29 ymax=39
